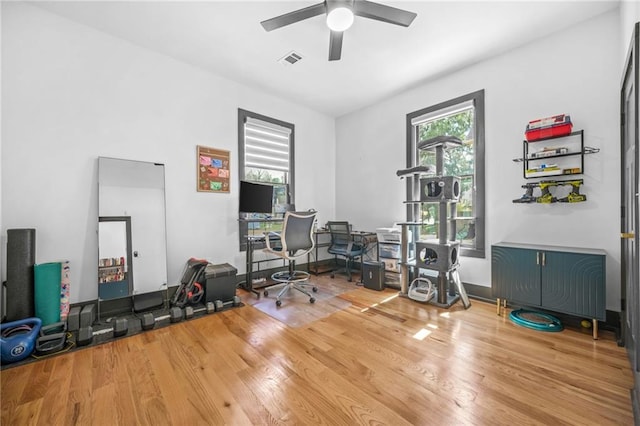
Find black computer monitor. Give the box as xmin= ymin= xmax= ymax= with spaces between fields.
xmin=239 ymin=180 xmax=274 ymax=214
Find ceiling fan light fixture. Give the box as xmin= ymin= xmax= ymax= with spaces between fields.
xmin=326 ymin=7 xmax=354 ymax=32
xmin=261 ymin=1 xmax=417 ymax=61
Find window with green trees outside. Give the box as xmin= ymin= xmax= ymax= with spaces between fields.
xmin=406 ymin=90 xmax=485 ymax=258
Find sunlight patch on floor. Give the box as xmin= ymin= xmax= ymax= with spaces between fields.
xmin=360 ymin=293 xmax=399 ymax=313
xmin=412 ymin=323 xmax=438 ymax=341
xmin=413 ymin=328 xmax=432 ymax=340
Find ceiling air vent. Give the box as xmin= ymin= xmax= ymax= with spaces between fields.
xmin=278 ymin=51 xmax=303 ymax=66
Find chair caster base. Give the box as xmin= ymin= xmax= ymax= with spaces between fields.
xmin=276 ymin=300 xmax=282 ymax=307
xmin=263 ymin=290 xmax=269 ymax=297
xmin=312 ymin=287 xmax=318 ymax=292
xmin=310 ymin=297 xmax=316 ymax=304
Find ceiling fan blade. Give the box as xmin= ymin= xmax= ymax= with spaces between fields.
xmin=328 ymin=30 xmax=343 ymax=61
xmin=261 ymin=2 xmax=327 ymax=32
xmin=353 ymin=0 xmax=417 ymax=27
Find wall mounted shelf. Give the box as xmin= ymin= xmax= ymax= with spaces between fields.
xmin=511 ymin=130 xmax=600 ymax=179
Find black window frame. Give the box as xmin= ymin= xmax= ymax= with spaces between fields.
xmin=405 ymin=89 xmax=485 ymax=258
xmin=237 ymin=108 xmax=295 ymax=251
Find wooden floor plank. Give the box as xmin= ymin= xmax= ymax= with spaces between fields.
xmin=1 ymin=275 xmax=634 ymax=425
xmin=8 ymin=397 xmax=43 ymax=426
xmin=34 ymin=356 xmax=73 ymax=426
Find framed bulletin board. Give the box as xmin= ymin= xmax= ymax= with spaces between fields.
xmin=197 ymin=146 xmax=230 ymax=193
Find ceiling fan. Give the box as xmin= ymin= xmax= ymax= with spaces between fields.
xmin=260 ymin=0 xmax=417 ymax=61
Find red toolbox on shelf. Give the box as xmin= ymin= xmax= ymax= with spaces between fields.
xmin=525 ymin=114 xmax=573 ymax=141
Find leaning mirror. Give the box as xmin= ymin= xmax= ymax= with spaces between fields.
xmin=98 ymin=157 xmax=168 ymax=311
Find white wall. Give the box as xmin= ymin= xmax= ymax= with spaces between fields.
xmin=1 ymin=2 xmax=336 ymax=303
xmin=620 ymin=1 xmax=640 ymax=62
xmin=0 ymin=4 xmax=4 ymax=314
xmin=336 ymin=10 xmax=623 ymax=311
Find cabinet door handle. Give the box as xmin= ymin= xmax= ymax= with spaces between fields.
xmin=536 ymin=252 xmax=540 ymax=265
xmin=542 ymin=252 xmax=546 ymax=266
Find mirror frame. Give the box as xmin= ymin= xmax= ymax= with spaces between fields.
xmin=97 ymin=157 xmax=168 ymax=315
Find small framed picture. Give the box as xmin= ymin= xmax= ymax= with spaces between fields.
xmin=197 ymin=146 xmax=230 ymax=193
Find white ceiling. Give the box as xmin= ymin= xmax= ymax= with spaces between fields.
xmin=32 ymin=0 xmax=619 ymax=117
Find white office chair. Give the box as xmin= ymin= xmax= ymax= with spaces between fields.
xmin=263 ymin=210 xmax=318 ymax=307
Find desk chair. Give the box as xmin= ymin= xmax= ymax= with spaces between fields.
xmin=327 ymin=221 xmax=365 ymax=282
xmin=263 ymin=211 xmax=318 ymax=307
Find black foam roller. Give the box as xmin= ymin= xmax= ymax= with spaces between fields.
xmin=6 ymin=229 xmax=36 ymax=321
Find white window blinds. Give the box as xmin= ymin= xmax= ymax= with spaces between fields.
xmin=244 ymin=117 xmax=291 ymax=172
xmin=410 ymin=100 xmax=474 ymax=127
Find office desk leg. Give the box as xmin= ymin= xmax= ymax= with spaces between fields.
xmin=244 ymin=238 xmax=260 ymax=298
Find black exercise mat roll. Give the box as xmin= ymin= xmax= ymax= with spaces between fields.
xmin=5 ymin=229 xmax=36 ymax=322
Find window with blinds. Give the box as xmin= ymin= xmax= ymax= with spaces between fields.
xmin=238 ymin=109 xmax=295 ymax=248
xmin=244 ymin=117 xmax=291 ymax=173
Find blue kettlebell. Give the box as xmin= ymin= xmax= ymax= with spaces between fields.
xmin=1 ymin=317 xmax=42 ymax=364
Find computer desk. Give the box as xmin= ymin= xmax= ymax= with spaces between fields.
xmin=240 ymin=223 xmax=378 ymax=297
xmin=307 ymin=229 xmax=378 ymax=283
xmin=238 ymin=218 xmax=284 ymax=297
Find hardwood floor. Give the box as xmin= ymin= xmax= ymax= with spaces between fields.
xmin=1 ymin=276 xmax=635 ymax=425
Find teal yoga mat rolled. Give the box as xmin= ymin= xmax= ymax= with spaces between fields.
xmin=34 ymin=262 xmax=62 ymax=326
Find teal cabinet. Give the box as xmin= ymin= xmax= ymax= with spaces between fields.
xmin=492 ymin=245 xmax=540 ymax=306
xmin=492 ymin=242 xmax=606 ymax=322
